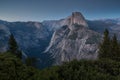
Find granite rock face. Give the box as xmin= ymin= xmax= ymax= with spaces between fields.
xmin=45 ymin=12 xmax=101 ymax=65
xmin=43 ymin=12 xmax=88 ymax=31
xmin=70 ymin=12 xmax=88 ymax=27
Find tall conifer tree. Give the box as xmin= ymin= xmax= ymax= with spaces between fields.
xmin=111 ymin=34 xmax=120 ymax=60
xmin=8 ymin=34 xmax=22 ymax=59
xmin=99 ymin=29 xmax=111 ymax=58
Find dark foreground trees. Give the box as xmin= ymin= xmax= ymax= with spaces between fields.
xmin=8 ymin=34 xmax=22 ymax=59
xmin=0 ymin=52 xmax=120 ymax=80
xmin=111 ymin=34 xmax=120 ymax=60
xmin=99 ymin=29 xmax=111 ymax=58
xmin=38 ymin=59 xmax=120 ymax=80
xmin=0 ymin=52 xmax=37 ymax=80
xmin=0 ymin=29 xmax=120 ymax=80
xmin=99 ymin=29 xmax=120 ymax=61
xmin=25 ymin=57 xmax=37 ymax=67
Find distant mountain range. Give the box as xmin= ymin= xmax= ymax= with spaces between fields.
xmin=0 ymin=12 xmax=120 ymax=68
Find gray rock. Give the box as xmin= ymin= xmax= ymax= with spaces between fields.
xmin=45 ymin=12 xmax=101 ymax=65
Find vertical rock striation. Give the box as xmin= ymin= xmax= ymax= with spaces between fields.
xmin=45 ymin=12 xmax=101 ymax=65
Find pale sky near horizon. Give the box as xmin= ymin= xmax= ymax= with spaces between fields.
xmin=0 ymin=0 xmax=120 ymax=22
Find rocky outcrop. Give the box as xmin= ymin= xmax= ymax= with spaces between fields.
xmin=42 ymin=12 xmax=88 ymax=31
xmin=45 ymin=12 xmax=101 ymax=65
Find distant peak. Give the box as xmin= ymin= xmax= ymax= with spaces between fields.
xmin=72 ymin=12 xmax=83 ymax=17
xmin=69 ymin=12 xmax=88 ymax=27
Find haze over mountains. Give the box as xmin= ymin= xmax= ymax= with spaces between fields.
xmin=0 ymin=12 xmax=120 ymax=68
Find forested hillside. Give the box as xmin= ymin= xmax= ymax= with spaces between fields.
xmin=0 ymin=29 xmax=120 ymax=80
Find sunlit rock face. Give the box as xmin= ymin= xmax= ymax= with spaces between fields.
xmin=45 ymin=12 xmax=101 ymax=65
xmin=70 ymin=12 xmax=88 ymax=27
xmin=42 ymin=12 xmax=88 ymax=31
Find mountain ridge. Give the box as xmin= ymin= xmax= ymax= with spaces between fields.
xmin=0 ymin=12 xmax=120 ymax=68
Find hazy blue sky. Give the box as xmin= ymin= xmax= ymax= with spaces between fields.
xmin=0 ymin=0 xmax=120 ymax=22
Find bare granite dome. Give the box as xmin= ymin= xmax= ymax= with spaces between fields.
xmin=69 ymin=12 xmax=88 ymax=27
xmin=44 ymin=12 xmax=101 ymax=65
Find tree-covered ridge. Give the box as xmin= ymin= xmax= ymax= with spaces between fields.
xmin=0 ymin=52 xmax=37 ymax=80
xmin=39 ymin=59 xmax=120 ymax=80
xmin=0 ymin=29 xmax=120 ymax=80
xmin=0 ymin=52 xmax=120 ymax=80
xmin=99 ymin=29 xmax=120 ymax=61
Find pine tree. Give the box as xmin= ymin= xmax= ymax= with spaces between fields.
xmin=111 ymin=34 xmax=120 ymax=60
xmin=99 ymin=29 xmax=111 ymax=59
xmin=8 ymin=34 xmax=22 ymax=59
